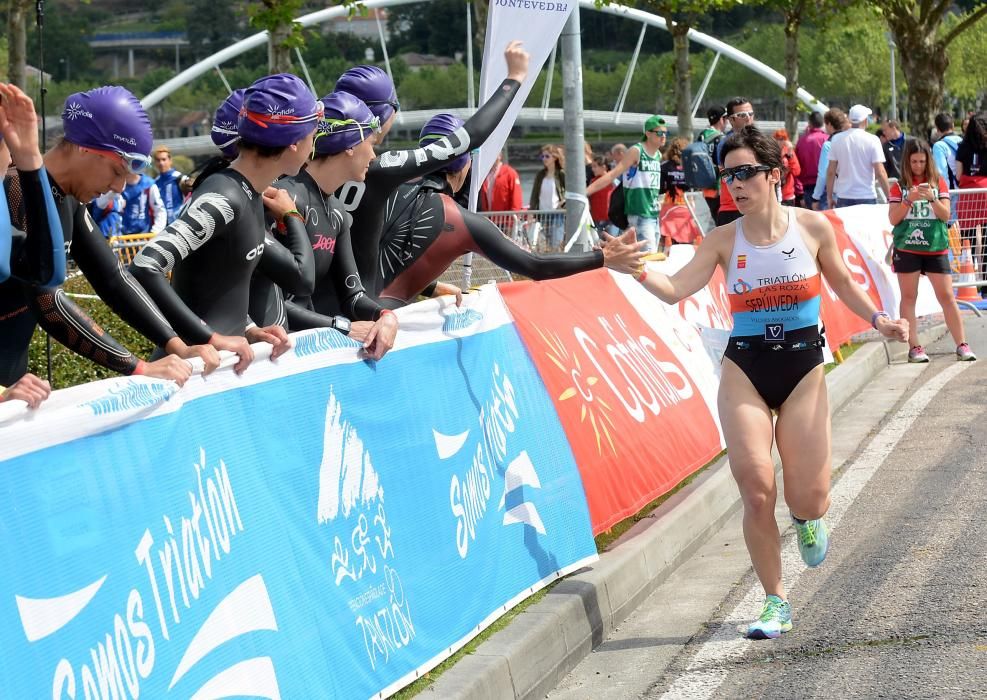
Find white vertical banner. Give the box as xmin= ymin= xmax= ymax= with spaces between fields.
xmin=468 ymin=0 xmax=575 ymax=211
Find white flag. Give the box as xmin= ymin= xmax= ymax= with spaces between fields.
xmin=469 ymin=0 xmax=575 ymax=211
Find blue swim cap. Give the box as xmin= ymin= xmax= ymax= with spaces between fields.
xmin=419 ymin=113 xmax=470 ymax=174
xmin=239 ymin=74 xmax=321 ymax=148
xmin=334 ymin=66 xmax=399 ymax=124
xmin=313 ymin=91 xmax=380 ymax=156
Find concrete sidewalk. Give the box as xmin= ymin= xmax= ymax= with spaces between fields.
xmin=422 ymin=325 xmax=947 ymax=700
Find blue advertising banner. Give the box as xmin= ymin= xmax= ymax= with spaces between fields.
xmin=0 ymin=292 xmax=596 ymax=699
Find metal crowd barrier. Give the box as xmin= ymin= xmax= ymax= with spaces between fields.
xmin=108 ymin=233 xmax=156 ymax=265
xmin=947 ymin=188 xmax=987 ymax=307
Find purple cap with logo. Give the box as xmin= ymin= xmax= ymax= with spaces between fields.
xmin=419 ymin=113 xmax=470 ymax=174
xmin=61 ymin=86 xmax=153 ymax=172
xmin=313 ymin=91 xmax=380 ymax=156
xmin=335 ymin=65 xmax=399 ymax=124
xmin=238 ymin=74 xmax=321 ymax=148
xmin=211 ymin=88 xmax=245 ymax=157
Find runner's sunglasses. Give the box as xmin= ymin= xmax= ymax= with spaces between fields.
xmin=719 ymin=164 xmax=771 ymax=185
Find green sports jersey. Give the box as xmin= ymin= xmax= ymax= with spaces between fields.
xmin=891 ymin=178 xmax=950 ymax=253
xmin=623 ymin=143 xmax=662 ymax=218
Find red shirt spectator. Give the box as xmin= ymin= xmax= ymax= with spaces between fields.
xmin=795 ymin=116 xmax=827 ymax=197
xmin=588 ymin=157 xmax=613 ymax=223
xmin=773 ymin=131 xmax=801 ymax=204
xmin=479 ymin=153 xmax=523 ymax=212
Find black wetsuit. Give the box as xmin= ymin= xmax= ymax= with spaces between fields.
xmin=0 ymin=172 xmax=178 ymax=385
xmin=247 ymin=212 xmax=316 ymax=330
xmin=275 ymin=168 xmax=384 ymax=330
xmin=377 ymin=175 xmax=604 ymax=307
xmin=337 ymin=78 xmax=522 ymax=293
xmin=131 ymin=169 xmax=269 ymax=344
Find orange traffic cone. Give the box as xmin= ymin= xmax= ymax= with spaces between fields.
xmin=956 ymin=240 xmax=980 ymax=302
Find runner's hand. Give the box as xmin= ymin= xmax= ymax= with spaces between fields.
xmin=601 ymin=229 xmax=647 ymax=274
xmin=262 ymin=186 xmax=297 ymax=221
xmin=362 ymin=312 xmax=399 ymax=361
xmin=876 ymin=315 xmax=908 ymax=342
xmin=209 ymin=333 xmax=254 ymax=374
xmin=140 ymin=355 xmax=193 ymax=386
xmin=504 ymin=41 xmax=529 ymax=83
xmin=245 ymin=324 xmax=292 ymax=360
xmin=0 ymin=83 xmax=42 ymax=170
xmin=1 ymin=373 xmax=51 ymax=409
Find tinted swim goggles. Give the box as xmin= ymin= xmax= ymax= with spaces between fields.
xmin=364 ymin=96 xmax=401 ymax=112
xmin=720 ymin=164 xmax=771 ymax=185
xmin=81 ymin=146 xmax=152 ymax=174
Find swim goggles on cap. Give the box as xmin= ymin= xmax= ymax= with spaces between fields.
xmin=364 ymin=96 xmax=401 ymax=112
xmin=82 ymin=146 xmax=152 ymax=174
xmin=240 ymin=101 xmax=325 ymax=130
xmin=313 ymin=115 xmax=382 ymax=151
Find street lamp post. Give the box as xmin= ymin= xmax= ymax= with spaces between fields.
xmin=886 ymin=32 xmax=897 ymax=122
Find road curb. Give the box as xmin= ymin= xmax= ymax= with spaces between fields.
xmin=424 ymin=326 xmax=947 ymax=700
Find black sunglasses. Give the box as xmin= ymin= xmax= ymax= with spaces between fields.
xmin=720 ymin=164 xmax=771 ymax=184
xmin=648 ymin=129 xmax=668 ymax=136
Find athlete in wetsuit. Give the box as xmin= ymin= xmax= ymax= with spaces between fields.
xmin=633 ymin=126 xmax=907 ymax=641
xmin=333 ymin=41 xmax=529 ymax=292
xmin=274 ymin=90 xmax=398 ymax=360
xmin=0 ymin=86 xmax=196 ymax=388
xmin=0 ymin=83 xmax=64 ymax=409
xmin=376 ymin=114 xmax=645 ymax=307
xmin=132 ymin=74 xmax=321 ymax=373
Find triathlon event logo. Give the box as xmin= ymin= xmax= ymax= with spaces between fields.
xmin=13 ymin=449 xmax=282 ymax=698
xmin=732 ymin=278 xmax=753 ymax=295
xmin=316 ymin=390 xmax=414 ymax=672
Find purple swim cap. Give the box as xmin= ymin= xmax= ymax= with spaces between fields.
xmin=313 ymin=91 xmax=381 ymax=156
xmin=62 ymin=86 xmax=152 ymax=172
xmin=334 ymin=66 xmax=399 ymax=124
xmin=211 ymin=88 xmax=245 ymax=157
xmin=419 ymin=113 xmax=470 ymax=174
xmin=238 ymin=74 xmax=321 ymax=148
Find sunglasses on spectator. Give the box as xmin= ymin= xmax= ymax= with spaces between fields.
xmin=540 ymin=153 xmax=553 ymax=160
xmin=719 ymin=164 xmax=771 ymax=184
xmin=648 ymin=130 xmax=668 ymax=136
xmin=729 ymin=110 xmax=755 ymax=120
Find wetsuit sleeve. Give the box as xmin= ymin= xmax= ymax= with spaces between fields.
xmin=29 ymin=285 xmax=140 ymax=375
xmin=0 ymin=196 xmax=9 ymax=284
xmin=368 ymin=79 xmax=522 ymax=190
xmin=69 ymin=203 xmax=180 ymax=348
xmin=5 ymin=167 xmax=66 ymax=287
xmin=149 ymin=184 xmax=167 ymax=234
xmin=465 ymin=208 xmax=604 ymax=279
xmin=131 ymin=187 xmax=240 ymax=344
xmin=257 ymin=215 xmax=316 ymax=296
xmin=331 ymin=215 xmax=385 ymax=322
xmin=284 ymin=299 xmax=336 ymax=331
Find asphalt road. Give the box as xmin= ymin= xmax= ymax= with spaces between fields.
xmin=549 ymin=314 xmax=987 ymax=700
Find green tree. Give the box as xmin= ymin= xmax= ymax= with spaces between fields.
xmin=188 ymin=0 xmax=242 ymax=62
xmin=757 ymin=0 xmax=859 ymax=136
xmin=249 ymin=0 xmax=306 ymax=74
xmin=7 ymin=0 xmax=31 ymax=89
xmin=870 ymin=0 xmax=987 ymax=135
xmin=608 ymin=0 xmax=741 ymax=135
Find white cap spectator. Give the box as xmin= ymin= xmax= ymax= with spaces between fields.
xmin=849 ymin=104 xmax=873 ymax=125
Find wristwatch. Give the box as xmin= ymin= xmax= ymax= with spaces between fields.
xmin=331 ymin=316 xmax=351 ymax=335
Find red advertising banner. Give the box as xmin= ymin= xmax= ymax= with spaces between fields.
xmin=818 ymin=211 xmax=883 ymax=347
xmin=500 ymin=269 xmax=722 ymax=534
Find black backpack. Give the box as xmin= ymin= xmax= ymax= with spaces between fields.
xmin=608 ymin=182 xmax=628 ymax=229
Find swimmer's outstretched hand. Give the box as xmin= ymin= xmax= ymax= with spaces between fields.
xmin=600 ymin=228 xmax=647 ymax=275
xmin=504 ymin=41 xmax=529 ymax=83
xmin=875 ymin=315 xmax=908 ymax=343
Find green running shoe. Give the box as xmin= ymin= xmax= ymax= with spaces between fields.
xmin=793 ymin=516 xmax=829 ymax=568
xmin=747 ymin=595 xmax=792 ymax=640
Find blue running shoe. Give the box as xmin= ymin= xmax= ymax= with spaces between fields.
xmin=747 ymin=595 xmax=792 ymax=640
xmin=793 ymin=516 xmax=829 ymax=568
